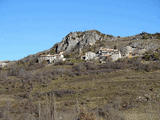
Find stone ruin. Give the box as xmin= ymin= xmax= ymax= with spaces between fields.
xmin=38 ymin=52 xmax=66 ymax=64
xmin=81 ymin=52 xmax=97 ymax=61
xmin=98 ymin=47 xmax=122 ymax=61
xmin=81 ymin=47 xmax=122 ymax=62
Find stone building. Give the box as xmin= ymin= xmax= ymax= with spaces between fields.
xmin=98 ymin=47 xmax=122 ymax=61
xmin=81 ymin=47 xmax=122 ymax=62
xmin=81 ymin=52 xmax=97 ymax=61
xmin=38 ymin=52 xmax=66 ymax=64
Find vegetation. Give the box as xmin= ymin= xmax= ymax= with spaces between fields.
xmin=0 ymin=53 xmax=160 ymax=120
xmin=143 ymin=48 xmax=160 ymax=61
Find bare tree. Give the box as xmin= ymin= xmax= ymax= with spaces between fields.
xmin=38 ymin=93 xmax=57 ymax=120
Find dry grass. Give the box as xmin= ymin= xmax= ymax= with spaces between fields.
xmin=0 ymin=57 xmax=160 ymax=120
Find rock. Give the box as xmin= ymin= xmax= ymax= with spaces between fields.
xmin=0 ymin=61 xmax=9 ymax=68
xmin=56 ymin=30 xmax=104 ymax=53
xmin=130 ymin=41 xmax=159 ymax=51
xmin=121 ymin=45 xmax=147 ymax=58
xmin=133 ymin=48 xmax=147 ymax=56
xmin=136 ymin=94 xmax=151 ymax=102
xmin=136 ymin=96 xmax=147 ymax=102
xmin=120 ymin=46 xmax=134 ymax=57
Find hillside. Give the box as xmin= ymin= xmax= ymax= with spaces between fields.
xmin=0 ymin=30 xmax=160 ymax=120
xmin=17 ymin=30 xmax=160 ymax=66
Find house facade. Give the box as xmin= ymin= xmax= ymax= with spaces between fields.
xmin=98 ymin=47 xmax=122 ymax=61
xmin=38 ymin=52 xmax=66 ymax=64
xmin=81 ymin=52 xmax=97 ymax=61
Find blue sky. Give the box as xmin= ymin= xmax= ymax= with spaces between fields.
xmin=0 ymin=0 xmax=160 ymax=60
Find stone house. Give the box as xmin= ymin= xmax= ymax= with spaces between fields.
xmin=38 ymin=52 xmax=66 ymax=64
xmin=81 ymin=47 xmax=122 ymax=62
xmin=98 ymin=47 xmax=122 ymax=61
xmin=81 ymin=52 xmax=97 ymax=61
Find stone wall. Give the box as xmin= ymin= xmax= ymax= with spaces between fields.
xmin=38 ymin=54 xmax=66 ymax=64
xmin=81 ymin=52 xmax=97 ymax=61
xmin=81 ymin=48 xmax=122 ymax=62
xmin=110 ymin=51 xmax=122 ymax=61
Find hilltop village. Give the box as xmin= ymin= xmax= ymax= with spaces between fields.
xmin=1 ymin=31 xmax=158 ymax=67
xmin=36 ymin=30 xmax=153 ymax=64
xmin=0 ymin=45 xmax=147 ymax=68
xmin=37 ymin=47 xmax=122 ymax=64
xmin=37 ymin=45 xmax=146 ymax=64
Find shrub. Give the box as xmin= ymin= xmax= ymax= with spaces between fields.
xmin=38 ymin=93 xmax=57 ymax=120
xmin=143 ymin=52 xmax=160 ymax=61
xmin=84 ymin=62 xmax=98 ymax=70
xmin=77 ymin=111 xmax=96 ymax=120
xmin=0 ymin=71 xmax=8 ymax=81
xmin=72 ymin=63 xmax=86 ymax=72
xmin=54 ymin=61 xmax=65 ymax=66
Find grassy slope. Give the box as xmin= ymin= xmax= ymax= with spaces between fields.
xmin=1 ymin=64 xmax=160 ymax=119
xmin=32 ymin=67 xmax=160 ymax=120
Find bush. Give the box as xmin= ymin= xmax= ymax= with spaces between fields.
xmin=84 ymin=62 xmax=98 ymax=70
xmin=98 ymin=57 xmax=160 ymax=72
xmin=77 ymin=111 xmax=96 ymax=120
xmin=72 ymin=63 xmax=86 ymax=72
xmin=0 ymin=71 xmax=8 ymax=81
xmin=98 ymin=97 xmax=125 ymax=120
xmin=143 ymin=52 xmax=160 ymax=61
xmin=54 ymin=61 xmax=66 ymax=66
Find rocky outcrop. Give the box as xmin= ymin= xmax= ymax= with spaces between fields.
xmin=121 ymin=45 xmax=147 ymax=58
xmin=130 ymin=41 xmax=159 ymax=51
xmin=120 ymin=46 xmax=134 ymax=57
xmin=52 ymin=30 xmax=160 ymax=59
xmin=0 ymin=61 xmax=9 ymax=68
xmin=110 ymin=51 xmax=122 ymax=61
xmin=18 ymin=30 xmax=160 ymax=65
xmin=55 ymin=30 xmax=105 ymax=53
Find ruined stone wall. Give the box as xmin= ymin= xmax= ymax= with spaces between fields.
xmin=38 ymin=56 xmax=55 ymax=63
xmin=38 ymin=54 xmax=66 ymax=64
